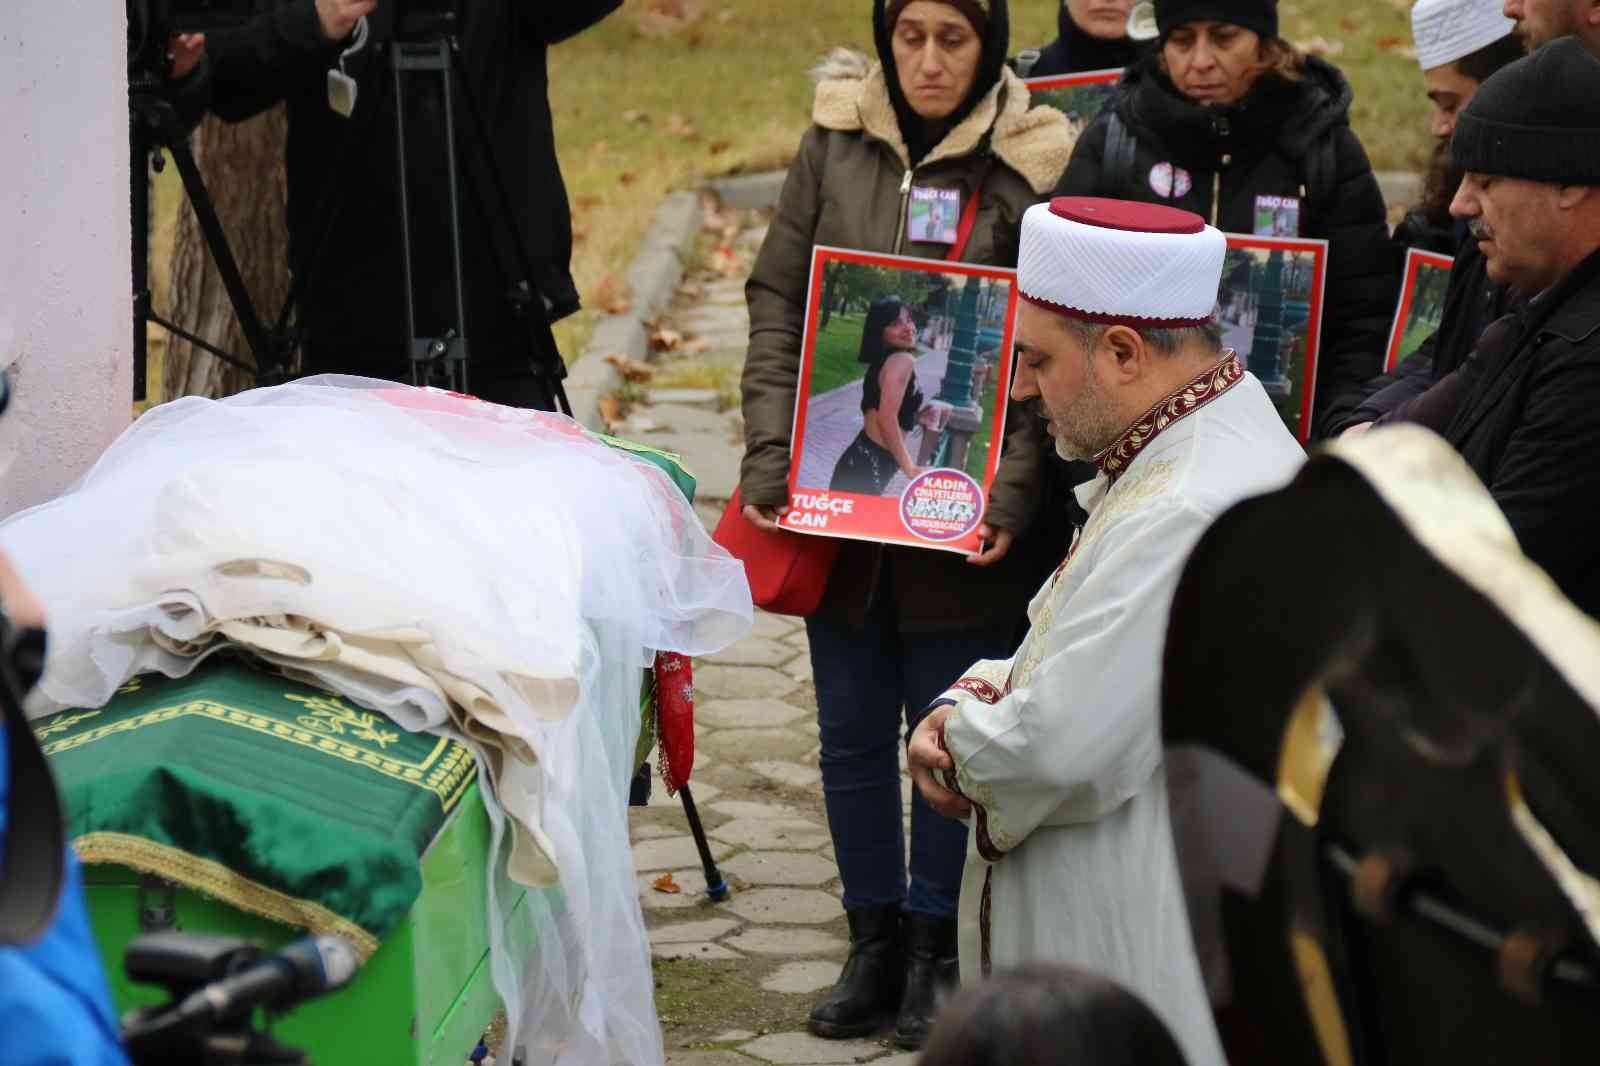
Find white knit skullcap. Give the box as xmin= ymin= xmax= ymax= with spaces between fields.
xmin=1411 ymin=0 xmax=1516 ymax=71
xmin=1018 ymin=198 xmax=1226 ymax=327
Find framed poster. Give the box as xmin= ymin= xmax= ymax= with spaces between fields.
xmin=1384 ymin=248 xmax=1454 ymax=371
xmin=783 ymin=246 xmax=1018 ymax=555
xmin=1024 ymin=68 xmax=1123 ymax=126
xmin=1217 ymin=234 xmax=1330 ymax=443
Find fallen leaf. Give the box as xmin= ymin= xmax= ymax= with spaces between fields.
xmin=590 ymin=139 xmax=610 ymax=155
xmin=1339 ymin=18 xmax=1356 ymax=32
xmin=621 ymin=109 xmax=649 ymax=124
xmin=637 ymin=0 xmax=704 ymax=38
xmin=598 ymin=392 xmax=624 ymax=430
xmin=709 ymin=140 xmax=732 ymax=156
xmin=664 ymin=113 xmax=699 ymax=139
xmin=574 ymin=194 xmax=602 ymax=212
xmin=1296 ymin=36 xmax=1346 ymax=57
xmin=652 ymin=872 xmax=683 ymax=894
xmin=594 ymin=275 xmax=634 ymax=316
xmin=682 ymin=337 xmax=713 ymax=355
xmin=619 ymin=172 xmax=638 ymax=186
xmin=605 ymin=353 xmax=656 ymax=382
xmin=1375 ymin=35 xmax=1405 ymax=50
xmin=650 ymin=328 xmax=684 ymax=352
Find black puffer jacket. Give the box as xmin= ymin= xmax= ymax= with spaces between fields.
xmin=1058 ymin=55 xmax=1398 ymax=438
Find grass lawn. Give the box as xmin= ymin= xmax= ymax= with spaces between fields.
xmin=807 ymin=312 xmax=869 ymax=398
xmin=1397 ymin=316 xmax=1440 ymax=364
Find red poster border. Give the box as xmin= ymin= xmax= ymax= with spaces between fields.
xmin=1384 ymin=248 xmax=1455 ymax=372
xmin=1022 ymin=68 xmax=1124 ymax=93
xmin=1221 ymin=233 xmax=1329 ymax=443
xmin=784 ymin=246 xmax=1020 ymax=555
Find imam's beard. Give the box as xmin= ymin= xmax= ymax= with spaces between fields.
xmin=1045 ymin=366 xmax=1123 ymax=462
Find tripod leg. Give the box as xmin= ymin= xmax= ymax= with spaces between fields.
xmin=677 ymin=783 xmax=730 ymax=902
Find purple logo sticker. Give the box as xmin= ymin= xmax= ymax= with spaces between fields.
xmin=899 ymin=469 xmax=985 ymax=542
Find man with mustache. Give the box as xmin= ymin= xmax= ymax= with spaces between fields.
xmin=1373 ymin=39 xmax=1600 ymax=617
xmin=905 ymin=196 xmax=1304 ymax=1066
xmin=1503 ymin=0 xmax=1600 ymax=51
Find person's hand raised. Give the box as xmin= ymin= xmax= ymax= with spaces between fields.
xmin=317 ymin=0 xmax=378 ymax=42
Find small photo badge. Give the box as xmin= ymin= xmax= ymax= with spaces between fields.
xmin=1253 ymin=195 xmax=1301 ymax=237
xmin=907 ymin=186 xmax=963 ymax=245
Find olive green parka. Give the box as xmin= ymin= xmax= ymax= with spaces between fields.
xmin=739 ymin=51 xmax=1076 ymax=630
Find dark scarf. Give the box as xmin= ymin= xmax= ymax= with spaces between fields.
xmin=875 ymin=0 xmax=1012 ymax=167
xmin=1053 ymin=2 xmax=1141 ymax=71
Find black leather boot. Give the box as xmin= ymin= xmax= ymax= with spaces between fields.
xmin=807 ymin=903 xmax=903 ymax=1039
xmin=894 ymin=910 xmax=959 ymax=1049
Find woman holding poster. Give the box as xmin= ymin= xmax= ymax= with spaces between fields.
xmin=831 ymin=297 xmax=929 ymax=494
xmin=735 ymin=0 xmax=1074 ymax=1051
xmin=1055 ymin=0 xmax=1397 ymax=438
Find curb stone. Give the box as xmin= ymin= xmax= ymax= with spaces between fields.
xmin=569 ymin=189 xmax=704 ymax=431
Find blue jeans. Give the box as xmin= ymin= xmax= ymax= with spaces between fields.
xmin=806 ymin=603 xmax=1018 ymax=920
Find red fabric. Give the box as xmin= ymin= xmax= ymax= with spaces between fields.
xmin=946 ymin=181 xmax=985 ymax=262
xmin=1048 ymin=196 xmax=1205 ymax=234
xmin=711 ymin=488 xmax=840 ymax=617
xmin=654 ymin=652 xmax=695 ymax=794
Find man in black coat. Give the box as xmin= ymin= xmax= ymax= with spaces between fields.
xmin=197 ymin=0 xmax=621 ymax=409
xmin=1405 ymin=38 xmax=1600 ymax=617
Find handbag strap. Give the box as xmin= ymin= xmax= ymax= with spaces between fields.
xmin=0 ymin=624 xmax=64 ymax=946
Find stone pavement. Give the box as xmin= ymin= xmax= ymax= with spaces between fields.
xmin=620 ymin=210 xmax=922 ymax=1065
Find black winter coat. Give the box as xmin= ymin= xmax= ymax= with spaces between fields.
xmin=204 ymin=0 xmax=620 ymax=401
xmin=1442 ymin=247 xmax=1600 ymax=619
xmin=1057 ymin=55 xmax=1398 ymax=438
xmin=1321 ymin=242 xmax=1516 ymax=435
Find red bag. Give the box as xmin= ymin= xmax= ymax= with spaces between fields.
xmin=653 ymin=652 xmax=695 ymax=795
xmin=712 ymin=487 xmax=840 ymax=617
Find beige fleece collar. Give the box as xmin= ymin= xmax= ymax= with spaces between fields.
xmin=811 ymin=58 xmax=1075 ymax=194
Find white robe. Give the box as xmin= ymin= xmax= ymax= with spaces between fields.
xmin=937 ymin=359 xmax=1304 ymax=1066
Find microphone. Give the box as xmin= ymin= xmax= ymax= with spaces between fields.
xmin=174 ymin=935 xmax=360 ymax=1023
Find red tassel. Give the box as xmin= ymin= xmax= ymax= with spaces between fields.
xmin=654 ymin=652 xmax=695 ymax=794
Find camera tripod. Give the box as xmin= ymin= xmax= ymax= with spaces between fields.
xmin=128 ymin=9 xmax=571 ymax=414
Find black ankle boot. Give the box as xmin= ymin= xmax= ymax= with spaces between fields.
xmin=807 ymin=903 xmax=903 ymax=1039
xmin=894 ymin=911 xmax=959 ymax=1049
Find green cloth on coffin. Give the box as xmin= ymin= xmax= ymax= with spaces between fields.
xmin=35 ymin=661 xmax=476 ymax=959
xmin=33 ymin=433 xmax=695 ymax=958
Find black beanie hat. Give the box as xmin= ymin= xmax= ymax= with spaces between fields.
xmin=1154 ymin=0 xmax=1278 ymax=40
xmin=1451 ymin=37 xmax=1600 ymax=186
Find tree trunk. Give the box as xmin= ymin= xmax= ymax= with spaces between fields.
xmin=161 ymin=107 xmax=291 ymax=400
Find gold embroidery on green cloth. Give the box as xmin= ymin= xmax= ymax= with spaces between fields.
xmin=73 ymin=832 xmax=381 ymax=961
xmin=286 ymin=694 xmax=401 ymax=749
xmin=43 ymin=698 xmax=474 ymax=811
xmin=33 ymin=710 xmax=102 ymax=740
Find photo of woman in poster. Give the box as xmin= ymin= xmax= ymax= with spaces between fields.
xmin=831 ymin=296 xmax=927 ymax=494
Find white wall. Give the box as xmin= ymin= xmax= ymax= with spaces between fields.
xmin=0 ymin=4 xmax=132 ymax=517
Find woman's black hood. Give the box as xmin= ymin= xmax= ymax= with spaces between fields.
xmin=1112 ymin=49 xmax=1355 ymax=168
xmin=874 ymin=0 xmax=1012 ymax=166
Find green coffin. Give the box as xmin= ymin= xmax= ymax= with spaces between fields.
xmin=36 ymin=661 xmax=539 ymax=1066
